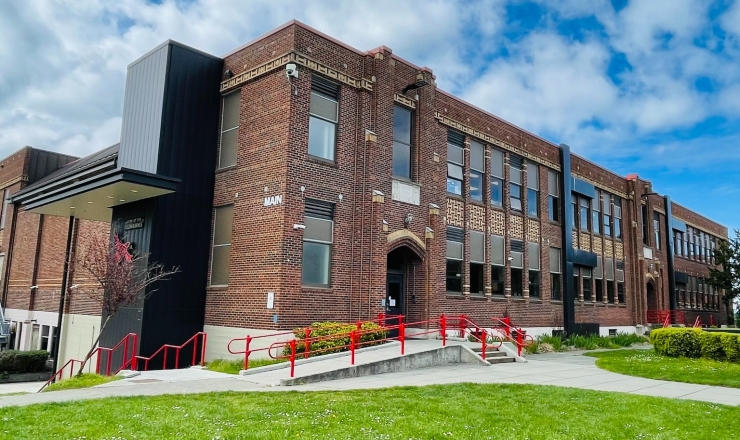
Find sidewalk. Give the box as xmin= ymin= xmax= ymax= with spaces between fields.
xmin=1 ymin=342 xmax=739 ymax=408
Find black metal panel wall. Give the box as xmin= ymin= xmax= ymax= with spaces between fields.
xmin=118 ymin=43 xmax=170 ymax=174
xmin=27 ymin=149 xmax=77 ymax=185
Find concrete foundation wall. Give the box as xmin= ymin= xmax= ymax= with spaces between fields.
xmin=58 ymin=313 xmax=101 ymax=374
xmin=203 ymin=324 xmax=294 ymax=361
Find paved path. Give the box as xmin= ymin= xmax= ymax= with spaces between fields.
xmin=1 ymin=342 xmax=739 ymax=408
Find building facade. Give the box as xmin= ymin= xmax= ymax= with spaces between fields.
xmin=0 ymin=21 xmax=729 ymax=366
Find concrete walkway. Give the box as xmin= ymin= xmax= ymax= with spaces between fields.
xmin=1 ymin=341 xmax=739 ymax=408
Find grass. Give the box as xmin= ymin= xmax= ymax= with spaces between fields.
xmin=586 ymin=349 xmax=740 ymax=388
xmin=43 ymin=373 xmax=122 ymax=392
xmin=205 ymin=358 xmax=285 ymax=374
xmin=0 ymin=383 xmax=738 ymax=439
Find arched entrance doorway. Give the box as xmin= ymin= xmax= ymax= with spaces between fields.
xmin=646 ymin=281 xmax=658 ymax=311
xmin=386 ymin=246 xmax=423 ymax=317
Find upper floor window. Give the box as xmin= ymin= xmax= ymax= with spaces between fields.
xmin=602 ymin=193 xmax=612 ymax=237
xmin=509 ymin=155 xmax=523 ymax=212
xmin=308 ymin=76 xmax=340 ymax=161
xmin=579 ymin=197 xmax=590 ymax=232
xmin=550 ymin=247 xmax=562 ymax=300
xmin=302 ymin=199 xmax=335 ymax=286
xmin=210 ymin=204 xmax=233 ymax=285
xmin=470 ymin=141 xmax=484 ymax=202
xmin=653 ymin=212 xmax=661 ymax=250
xmin=614 ymin=197 xmax=622 ymax=240
xmin=592 ymin=194 xmax=601 ymax=235
xmin=547 ymin=170 xmax=559 ymax=222
xmin=526 ymin=163 xmax=539 ymax=217
xmin=446 ymin=226 xmax=464 ymax=293
xmin=447 ymin=131 xmax=464 ymax=196
xmin=490 ymin=149 xmax=504 ymax=207
xmin=218 ymin=92 xmax=240 ymax=169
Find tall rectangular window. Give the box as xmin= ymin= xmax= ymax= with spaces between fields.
xmin=550 ymin=247 xmax=561 ymax=300
xmin=470 ymin=141 xmax=484 ymax=202
xmin=526 ymin=163 xmax=539 ymax=217
xmin=602 ymin=193 xmax=612 ymax=237
xmin=579 ymin=198 xmax=590 ymax=232
xmin=470 ymin=231 xmax=485 ymax=295
xmin=653 ymin=212 xmax=661 ymax=250
xmin=446 ymin=226 xmax=464 ymax=293
xmin=572 ymin=197 xmax=578 ymax=230
xmin=490 ymin=149 xmax=504 ymax=207
xmin=309 ymin=76 xmax=340 ymax=162
xmin=547 ymin=170 xmax=560 ymax=222
xmin=210 ymin=205 xmax=233 ymax=285
xmin=393 ymin=105 xmax=412 ymax=178
xmin=447 ymin=131 xmax=464 ymax=196
xmin=642 ymin=205 xmax=649 ymax=245
xmin=509 ymin=155 xmax=523 ymax=212
xmin=528 ymin=242 xmax=540 ymax=297
xmin=595 ymin=257 xmax=604 ymax=302
xmin=218 ymin=92 xmax=240 ymax=169
xmin=510 ymin=240 xmax=524 ymax=296
xmin=491 ymin=235 xmax=505 ymax=295
xmin=592 ymin=194 xmax=601 ymax=235
xmin=614 ymin=197 xmax=622 ymax=239
xmin=616 ymin=261 xmax=625 ymax=304
xmin=302 ymin=200 xmax=334 ymax=286
xmin=582 ymin=267 xmax=592 ymax=301
xmin=606 ymin=257 xmax=615 ymax=303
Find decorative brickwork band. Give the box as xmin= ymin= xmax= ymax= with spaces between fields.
xmin=446 ymin=198 xmax=464 ymax=227
xmin=221 ymin=52 xmax=374 ymax=93
xmin=580 ymin=234 xmax=591 ymax=251
xmin=526 ymin=219 xmax=540 ymax=241
xmin=509 ymin=215 xmax=523 ymax=239
xmin=490 ymin=210 xmax=505 ymax=235
xmin=468 ymin=205 xmax=485 ymax=231
xmin=394 ymin=93 xmax=417 ymax=109
xmin=434 ymin=112 xmax=561 ymax=171
xmin=605 ymin=239 xmax=614 ymax=255
xmin=615 ymin=242 xmax=624 ymax=259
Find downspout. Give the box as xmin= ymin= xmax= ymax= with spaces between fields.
xmin=51 ymin=216 xmax=75 ymax=375
xmin=559 ymin=144 xmax=575 ymax=335
xmin=1 ymin=203 xmax=19 ymax=308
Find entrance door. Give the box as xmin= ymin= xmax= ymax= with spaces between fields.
xmin=386 ymin=273 xmax=404 ymax=337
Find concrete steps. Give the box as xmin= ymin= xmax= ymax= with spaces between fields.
xmin=469 ymin=347 xmax=516 ymax=364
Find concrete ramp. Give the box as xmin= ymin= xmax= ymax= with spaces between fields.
xmin=280 ymin=344 xmax=490 ymax=386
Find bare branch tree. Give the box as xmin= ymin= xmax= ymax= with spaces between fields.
xmin=73 ymin=232 xmax=178 ymax=375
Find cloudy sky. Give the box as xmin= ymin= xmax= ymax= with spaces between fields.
xmin=1 ymin=0 xmax=738 ymax=231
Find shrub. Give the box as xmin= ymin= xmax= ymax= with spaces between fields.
xmin=651 ymin=328 xmax=702 ymax=358
xmin=721 ymin=334 xmax=740 ymax=363
xmin=699 ymin=332 xmax=725 ymax=361
xmin=538 ymin=335 xmax=564 ymax=351
xmin=284 ymin=321 xmax=387 ymax=358
xmin=612 ymin=332 xmax=646 ymax=347
xmin=0 ymin=350 xmax=49 ymax=374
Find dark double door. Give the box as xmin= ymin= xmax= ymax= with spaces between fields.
xmin=386 ymin=273 xmax=404 ymax=337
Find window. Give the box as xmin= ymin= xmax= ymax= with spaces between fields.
xmin=616 ymin=260 xmax=625 ymax=304
xmin=446 ymin=226 xmax=464 ymax=293
xmin=509 ymin=155 xmax=523 ymax=212
xmin=302 ymin=200 xmax=334 ymax=286
xmin=528 ymin=242 xmax=540 ymax=297
xmin=218 ymin=92 xmax=240 ymax=169
xmin=572 ymin=198 xmax=578 ymax=230
xmin=470 ymin=231 xmax=485 ymax=295
xmin=642 ymin=205 xmax=649 ymax=245
xmin=447 ymin=131 xmax=464 ymax=195
xmin=579 ymin=198 xmax=590 ymax=232
xmin=592 ymin=194 xmax=601 ymax=235
xmin=614 ymin=197 xmax=622 ymax=239
xmin=573 ymin=271 xmax=580 ymax=302
xmin=547 ymin=170 xmax=560 ymax=222
xmin=210 ymin=205 xmax=233 ymax=285
xmin=510 ymin=240 xmax=524 ymax=296
xmin=470 ymin=141 xmax=484 ymax=202
xmin=393 ymin=105 xmax=412 ymax=178
xmin=309 ymin=76 xmax=340 ymax=161
xmin=550 ymin=247 xmax=561 ymax=300
xmin=526 ymin=164 xmax=539 ymax=217
xmin=605 ymin=257 xmax=615 ymax=303
xmin=491 ymin=235 xmax=505 ymax=295
xmin=582 ymin=268 xmax=592 ymax=301
xmin=491 ymin=149 xmax=504 ymax=207
xmin=40 ymin=326 xmax=50 ymax=351
xmin=595 ymin=256 xmax=603 ymax=302
xmin=602 ymin=193 xmax=612 ymax=237
xmin=653 ymin=212 xmax=661 ymax=250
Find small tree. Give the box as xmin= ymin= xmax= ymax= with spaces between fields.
xmin=73 ymin=232 xmax=178 ymax=374
xmin=708 ymin=229 xmax=740 ymax=327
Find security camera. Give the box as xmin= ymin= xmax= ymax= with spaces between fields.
xmin=286 ymin=63 xmax=298 ymax=78
xmin=293 ymin=224 xmax=306 ymax=230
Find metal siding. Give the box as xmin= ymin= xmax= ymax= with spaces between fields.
xmin=572 ymin=177 xmax=596 ymax=198
xmin=26 ymin=149 xmax=78 ymax=185
xmin=118 ymin=44 xmax=169 ymax=174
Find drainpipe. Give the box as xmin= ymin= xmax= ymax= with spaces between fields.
xmin=51 ymin=216 xmax=75 ymax=375
xmin=1 ymin=202 xmax=19 ymax=308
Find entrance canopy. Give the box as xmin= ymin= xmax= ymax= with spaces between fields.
xmin=11 ymin=144 xmax=179 ymax=222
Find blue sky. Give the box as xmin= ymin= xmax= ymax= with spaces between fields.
xmin=0 ymin=0 xmax=738 ymax=232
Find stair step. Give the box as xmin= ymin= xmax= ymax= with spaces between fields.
xmin=486 ymin=356 xmax=515 ymax=364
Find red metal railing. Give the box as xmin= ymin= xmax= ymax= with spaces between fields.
xmin=647 ymin=309 xmax=691 ymax=327
xmin=693 ymin=316 xmax=702 ymax=328
xmin=39 ymin=333 xmax=138 ymax=392
xmin=490 ymin=317 xmax=534 ymax=356
xmin=710 ymin=315 xmax=717 ymax=327
xmin=134 ymin=332 xmax=207 ymax=371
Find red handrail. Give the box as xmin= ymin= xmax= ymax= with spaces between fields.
xmin=693 ymin=316 xmax=702 ymax=328
xmin=490 ymin=317 xmax=534 ymax=356
xmin=134 ymin=332 xmax=207 ymax=371
xmin=39 ymin=332 xmax=138 ymax=392
xmin=710 ymin=315 xmax=717 ymax=327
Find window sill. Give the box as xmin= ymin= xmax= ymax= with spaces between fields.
xmin=207 ymin=285 xmax=229 ymax=291
xmin=308 ymin=156 xmax=338 ymax=168
xmin=469 ymin=200 xmax=485 ymax=207
xmin=490 ymin=204 xmax=505 ymax=212
xmin=215 ymin=165 xmax=236 ymax=174
xmin=550 ymin=299 xmax=563 ymax=303
xmin=445 ymin=292 xmax=465 ymax=298
xmin=469 ymin=294 xmax=487 ymax=300
xmin=446 ymin=193 xmax=464 ymax=200
xmin=490 ymin=295 xmax=507 ymax=301
xmin=511 ymin=296 xmax=525 ymax=301
xmin=302 ymin=285 xmax=333 ymax=291
xmin=528 ymin=298 xmax=542 ymax=303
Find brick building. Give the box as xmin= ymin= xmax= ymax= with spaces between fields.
xmin=0 ymin=21 xmax=729 ymax=366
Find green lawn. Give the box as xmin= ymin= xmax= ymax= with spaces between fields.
xmin=205 ymin=358 xmax=286 ymax=374
xmin=44 ymin=373 xmax=122 ymax=392
xmin=1 ymin=384 xmax=738 ymax=439
xmin=585 ymin=349 xmax=740 ymax=388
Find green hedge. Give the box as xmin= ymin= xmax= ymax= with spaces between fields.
xmin=0 ymin=350 xmax=49 ymax=374
xmin=283 ymin=321 xmax=388 ymax=357
xmin=651 ymin=328 xmax=740 ymax=362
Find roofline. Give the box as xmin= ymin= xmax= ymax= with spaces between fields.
xmin=671 ymin=201 xmax=728 ymax=234
xmin=129 ymin=39 xmax=221 ymax=70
